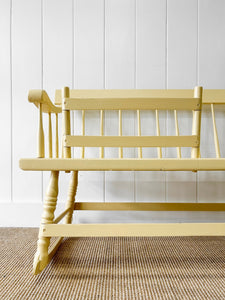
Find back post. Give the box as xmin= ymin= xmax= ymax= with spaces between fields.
xmin=62 ymin=87 xmax=71 ymax=159
xmin=191 ymin=86 xmax=203 ymax=158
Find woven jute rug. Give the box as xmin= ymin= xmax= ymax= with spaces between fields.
xmin=0 ymin=228 xmax=225 ymax=300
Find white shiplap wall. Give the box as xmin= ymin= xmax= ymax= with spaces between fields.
xmin=1 ymin=0 xmax=225 ymax=226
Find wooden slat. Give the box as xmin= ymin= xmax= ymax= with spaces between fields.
xmin=55 ymin=89 xmax=225 ymax=105
xmin=74 ymin=202 xmax=225 ymax=211
xmin=211 ymin=104 xmax=221 ymax=158
xmin=64 ymin=135 xmax=198 ymax=148
xmin=41 ymin=223 xmax=225 ymax=237
xmin=19 ymin=158 xmax=225 ymax=171
xmin=64 ymin=97 xmax=200 ymax=111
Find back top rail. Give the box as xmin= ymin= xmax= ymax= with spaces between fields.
xmin=63 ymin=97 xmax=200 ymax=111
xmin=55 ymin=89 xmax=225 ymax=106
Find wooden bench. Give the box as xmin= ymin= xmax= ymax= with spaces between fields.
xmin=20 ymin=86 xmax=225 ymax=275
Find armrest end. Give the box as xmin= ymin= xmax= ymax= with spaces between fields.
xmin=28 ymin=90 xmax=62 ymax=114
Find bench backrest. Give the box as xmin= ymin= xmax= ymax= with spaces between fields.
xmin=61 ymin=86 xmax=202 ymax=159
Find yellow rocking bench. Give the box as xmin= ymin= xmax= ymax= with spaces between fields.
xmin=20 ymin=86 xmax=225 ymax=275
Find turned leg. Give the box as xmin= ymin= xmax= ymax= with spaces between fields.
xmin=64 ymin=171 xmax=78 ymax=224
xmin=33 ymin=171 xmax=59 ymax=275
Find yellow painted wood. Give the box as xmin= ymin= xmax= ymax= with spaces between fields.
xmin=47 ymin=237 xmax=63 ymax=262
xmin=19 ymin=158 xmax=225 ymax=171
xmin=64 ymin=171 xmax=78 ymax=224
xmin=155 ymin=109 xmax=162 ymax=158
xmin=61 ymin=117 xmax=64 ymax=158
xmin=81 ymin=110 xmax=85 ymax=158
xmin=53 ymin=208 xmax=71 ymax=224
xmin=64 ymin=135 xmax=199 ymax=148
xmin=191 ymin=86 xmax=203 ymax=158
xmin=100 ymin=110 xmax=104 ymax=158
xmin=29 ymin=89 xmax=61 ymax=113
xmin=118 ymin=110 xmax=123 ymax=158
xmin=41 ymin=223 xmax=225 ymax=237
xmin=48 ymin=113 xmax=52 ymax=158
xmin=211 ymin=104 xmax=221 ymax=158
xmin=38 ymin=103 xmax=45 ymax=158
xmin=55 ymin=113 xmax=59 ymax=158
xmin=55 ymin=89 xmax=225 ymax=105
xmin=137 ymin=110 xmax=142 ymax=158
xmin=33 ymin=171 xmax=59 ymax=275
xmin=74 ymin=202 xmax=225 ymax=211
xmin=62 ymin=87 xmax=71 ymax=159
xmin=174 ymin=110 xmax=181 ymax=158
xmin=64 ymin=97 xmax=200 ymax=111
xmin=21 ymin=86 xmax=225 ymax=275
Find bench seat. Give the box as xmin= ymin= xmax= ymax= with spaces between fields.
xmin=20 ymin=158 xmax=225 ymax=171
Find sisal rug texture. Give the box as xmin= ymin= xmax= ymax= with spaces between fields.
xmin=0 ymin=228 xmax=225 ymax=300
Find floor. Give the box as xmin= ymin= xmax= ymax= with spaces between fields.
xmin=0 ymin=228 xmax=225 ymax=299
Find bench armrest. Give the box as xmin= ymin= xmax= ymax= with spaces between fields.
xmin=28 ymin=90 xmax=62 ymax=158
xmin=28 ymin=90 xmax=61 ymax=114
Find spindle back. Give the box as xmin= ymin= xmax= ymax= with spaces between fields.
xmin=61 ymin=86 xmax=202 ymax=159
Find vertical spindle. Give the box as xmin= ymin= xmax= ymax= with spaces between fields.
xmin=155 ymin=109 xmax=162 ymax=158
xmin=62 ymin=87 xmax=71 ymax=158
xmin=81 ymin=110 xmax=85 ymax=158
xmin=100 ymin=110 xmax=104 ymax=158
xmin=174 ymin=110 xmax=181 ymax=158
xmin=55 ymin=113 xmax=59 ymax=158
xmin=48 ymin=112 xmax=52 ymax=158
xmin=191 ymin=86 xmax=202 ymax=159
xmin=211 ymin=104 xmax=221 ymax=158
xmin=38 ymin=103 xmax=45 ymax=158
xmin=137 ymin=110 xmax=142 ymax=158
xmin=119 ymin=110 xmax=123 ymax=158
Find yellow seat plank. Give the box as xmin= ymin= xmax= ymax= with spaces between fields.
xmin=20 ymin=158 xmax=225 ymax=171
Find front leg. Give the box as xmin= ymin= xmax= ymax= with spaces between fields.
xmin=65 ymin=171 xmax=78 ymax=224
xmin=33 ymin=171 xmax=59 ymax=274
